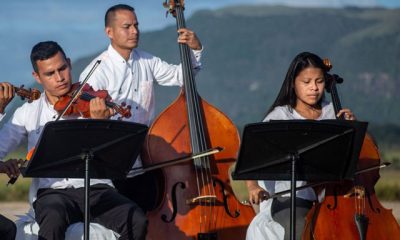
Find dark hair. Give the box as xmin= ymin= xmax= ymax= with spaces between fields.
xmin=105 ymin=4 xmax=135 ymax=27
xmin=266 ymin=52 xmax=329 ymax=115
xmin=30 ymin=41 xmax=67 ymax=73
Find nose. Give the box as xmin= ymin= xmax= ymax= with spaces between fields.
xmin=311 ymin=81 xmax=319 ymax=91
xmin=55 ymin=71 xmax=64 ymax=82
xmin=131 ymin=25 xmax=138 ymax=34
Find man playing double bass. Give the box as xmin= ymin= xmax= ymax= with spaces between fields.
xmin=79 ymin=4 xmax=203 ymax=201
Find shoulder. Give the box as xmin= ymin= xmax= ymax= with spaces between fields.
xmin=133 ymin=49 xmax=160 ymax=62
xmin=263 ymin=105 xmax=294 ymax=121
xmin=10 ymin=97 xmax=42 ymax=124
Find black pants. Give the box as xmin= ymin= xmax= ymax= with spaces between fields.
xmin=0 ymin=214 xmax=16 ymax=240
xmin=271 ymin=197 xmax=313 ymax=240
xmin=33 ymin=184 xmax=147 ymax=240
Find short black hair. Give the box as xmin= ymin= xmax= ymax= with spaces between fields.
xmin=30 ymin=41 xmax=67 ymax=73
xmin=105 ymin=4 xmax=135 ymax=27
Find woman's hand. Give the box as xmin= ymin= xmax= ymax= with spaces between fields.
xmin=246 ymin=180 xmax=270 ymax=205
xmin=337 ymin=108 xmax=356 ymax=120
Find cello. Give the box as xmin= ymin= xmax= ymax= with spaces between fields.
xmin=141 ymin=1 xmax=255 ymax=239
xmin=302 ymin=59 xmax=400 ymax=240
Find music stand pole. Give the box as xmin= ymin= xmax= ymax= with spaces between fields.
xmin=84 ymin=151 xmax=93 ymax=240
xmin=290 ymin=153 xmax=297 ymax=240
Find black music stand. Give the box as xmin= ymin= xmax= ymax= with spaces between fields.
xmin=232 ymin=120 xmax=367 ymax=240
xmin=21 ymin=119 xmax=148 ymax=240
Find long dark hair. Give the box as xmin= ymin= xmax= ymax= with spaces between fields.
xmin=266 ymin=52 xmax=329 ymax=115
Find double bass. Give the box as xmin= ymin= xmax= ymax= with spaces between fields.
xmin=141 ymin=1 xmax=255 ymax=239
xmin=302 ymin=60 xmax=400 ymax=240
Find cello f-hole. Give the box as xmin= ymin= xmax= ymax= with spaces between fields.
xmin=213 ymin=178 xmax=240 ymax=218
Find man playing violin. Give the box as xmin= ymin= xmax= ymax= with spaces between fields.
xmin=79 ymin=3 xmax=203 ymax=203
xmin=0 ymin=41 xmax=147 ymax=240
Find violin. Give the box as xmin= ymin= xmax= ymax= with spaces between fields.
xmin=54 ymin=82 xmax=131 ymax=119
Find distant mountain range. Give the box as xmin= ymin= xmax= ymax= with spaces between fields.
xmin=74 ymin=5 xmax=400 ymax=127
xmin=4 ymin=6 xmax=400 ymax=145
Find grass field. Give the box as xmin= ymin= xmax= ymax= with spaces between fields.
xmin=1 ymin=146 xmax=399 ymax=202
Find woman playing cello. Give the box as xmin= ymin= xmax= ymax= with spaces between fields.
xmin=245 ymin=52 xmax=355 ymax=240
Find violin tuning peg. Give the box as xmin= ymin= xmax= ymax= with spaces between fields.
xmin=121 ymin=102 xmax=126 ymax=107
xmin=127 ymin=105 xmax=132 ymax=110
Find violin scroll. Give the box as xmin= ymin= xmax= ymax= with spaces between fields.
xmin=14 ymin=85 xmax=41 ymax=103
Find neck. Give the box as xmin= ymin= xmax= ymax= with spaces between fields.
xmin=295 ymin=103 xmax=322 ymax=120
xmin=45 ymin=91 xmax=59 ymax=105
xmin=111 ymin=44 xmax=132 ymax=61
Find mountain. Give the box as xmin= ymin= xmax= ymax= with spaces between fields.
xmin=74 ymin=5 xmax=400 ymax=128
xmin=3 ymin=5 xmax=400 ymax=146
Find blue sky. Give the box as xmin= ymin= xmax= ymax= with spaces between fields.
xmin=1 ymin=0 xmax=399 ymax=86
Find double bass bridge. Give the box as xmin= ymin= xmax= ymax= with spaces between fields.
xmin=186 ymin=195 xmax=222 ymax=206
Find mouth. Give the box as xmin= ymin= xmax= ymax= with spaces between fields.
xmin=57 ymin=83 xmax=70 ymax=90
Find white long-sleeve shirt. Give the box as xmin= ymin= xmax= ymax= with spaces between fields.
xmin=0 ymin=94 xmax=113 ymax=204
xmin=79 ymin=45 xmax=202 ymax=175
xmin=79 ymin=45 xmax=202 ymax=126
xmin=246 ymin=100 xmax=335 ymax=240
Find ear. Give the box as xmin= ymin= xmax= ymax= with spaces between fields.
xmin=105 ymin=26 xmax=113 ymax=39
xmin=32 ymin=71 xmax=42 ymax=85
xmin=67 ymin=57 xmax=72 ymax=70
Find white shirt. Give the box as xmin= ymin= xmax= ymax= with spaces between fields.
xmin=259 ymin=100 xmax=336 ymax=207
xmin=0 ymin=94 xmax=113 ymax=204
xmin=246 ymin=100 xmax=335 ymax=240
xmin=79 ymin=45 xmax=202 ymax=175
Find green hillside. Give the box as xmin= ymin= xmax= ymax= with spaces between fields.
xmin=3 ymin=6 xmax=400 ymax=146
xmin=74 ymin=5 xmax=400 ymax=127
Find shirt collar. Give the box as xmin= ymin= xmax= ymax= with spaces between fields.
xmin=108 ymin=44 xmax=134 ymax=65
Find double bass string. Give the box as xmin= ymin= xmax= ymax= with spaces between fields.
xmin=175 ymin=3 xmax=217 ymax=232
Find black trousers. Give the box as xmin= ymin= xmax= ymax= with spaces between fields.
xmin=271 ymin=197 xmax=313 ymax=240
xmin=33 ymin=184 xmax=147 ymax=240
xmin=0 ymin=214 xmax=16 ymax=240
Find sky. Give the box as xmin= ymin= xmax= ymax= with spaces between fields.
xmin=1 ymin=0 xmax=399 ymax=86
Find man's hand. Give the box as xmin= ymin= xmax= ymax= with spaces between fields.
xmin=177 ymin=28 xmax=202 ymax=50
xmin=0 ymin=82 xmax=14 ymax=114
xmin=0 ymin=159 xmax=23 ymax=179
xmin=89 ymin=97 xmax=114 ymax=119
